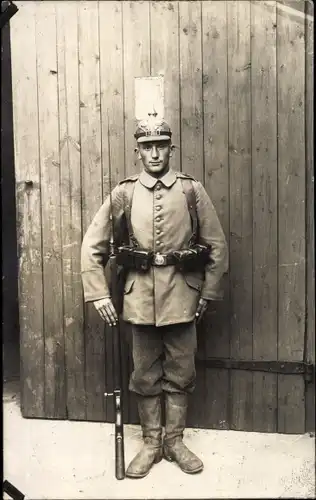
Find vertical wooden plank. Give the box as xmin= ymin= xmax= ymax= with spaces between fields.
xmin=11 ymin=1 xmax=45 ymax=417
xmin=79 ymin=1 xmax=103 ymax=230
xmin=305 ymin=0 xmax=315 ymax=433
xmin=99 ymin=1 xmax=125 ymax=191
xmin=2 ymin=21 xmax=20 ymax=383
xmin=79 ymin=0 xmax=105 ymax=421
xmin=228 ymin=0 xmax=253 ymax=432
xmin=123 ymin=1 xmax=150 ymax=177
xmin=251 ymin=1 xmax=278 ymax=432
xmin=99 ymin=0 xmax=129 ymax=424
xmin=202 ymin=0 xmax=230 ymax=430
xmin=277 ymin=1 xmax=306 ymax=434
xmin=150 ymin=0 xmax=180 ymax=172
xmin=35 ymin=0 xmax=66 ymax=418
xmin=56 ymin=1 xmax=86 ymax=420
xmin=179 ymin=0 xmax=203 ymax=181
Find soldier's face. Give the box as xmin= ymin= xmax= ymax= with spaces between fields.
xmin=137 ymin=140 xmax=172 ymax=176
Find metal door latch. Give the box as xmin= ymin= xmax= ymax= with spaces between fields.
xmin=196 ymin=357 xmax=315 ymax=383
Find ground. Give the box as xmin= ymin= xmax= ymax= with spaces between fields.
xmin=3 ymin=380 xmax=315 ymax=500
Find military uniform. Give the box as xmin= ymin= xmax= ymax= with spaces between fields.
xmin=81 ymin=119 xmax=228 ymax=478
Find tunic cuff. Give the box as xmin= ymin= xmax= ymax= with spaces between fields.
xmin=201 ymin=281 xmax=224 ymax=301
xmin=81 ymin=269 xmax=110 ymax=303
xmin=201 ymin=291 xmax=224 ymax=301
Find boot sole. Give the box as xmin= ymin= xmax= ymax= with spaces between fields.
xmin=164 ymin=454 xmax=204 ymax=474
xmin=126 ymin=471 xmax=150 ymax=479
xmin=126 ymin=455 xmax=163 ymax=479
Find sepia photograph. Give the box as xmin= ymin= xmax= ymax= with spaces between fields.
xmin=2 ymin=0 xmax=315 ymax=498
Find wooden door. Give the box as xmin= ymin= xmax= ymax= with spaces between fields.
xmin=11 ymin=1 xmax=314 ymax=432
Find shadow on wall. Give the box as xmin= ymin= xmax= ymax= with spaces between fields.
xmin=1 ymin=22 xmax=20 ymax=382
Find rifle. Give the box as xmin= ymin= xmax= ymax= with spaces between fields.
xmin=104 ymin=116 xmax=125 ymax=480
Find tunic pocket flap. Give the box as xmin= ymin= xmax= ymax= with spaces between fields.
xmin=184 ymin=274 xmax=203 ymax=292
xmin=124 ymin=278 xmax=135 ymax=294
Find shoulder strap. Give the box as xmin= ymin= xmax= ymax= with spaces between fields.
xmin=180 ymin=178 xmax=198 ymax=246
xmin=119 ymin=173 xmax=139 ymax=185
xmin=176 ymin=172 xmax=196 ymax=181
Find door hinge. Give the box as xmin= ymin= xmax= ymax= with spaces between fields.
xmin=195 ymin=357 xmax=315 ymax=383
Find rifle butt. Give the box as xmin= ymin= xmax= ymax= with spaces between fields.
xmin=115 ymin=434 xmax=125 ymax=480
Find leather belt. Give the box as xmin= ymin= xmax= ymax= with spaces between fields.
xmin=152 ymin=252 xmax=176 ymax=267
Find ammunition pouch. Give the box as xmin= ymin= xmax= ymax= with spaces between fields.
xmin=173 ymin=244 xmax=211 ymax=272
xmin=117 ymin=246 xmax=153 ymax=272
xmin=116 ymin=244 xmax=211 ymax=273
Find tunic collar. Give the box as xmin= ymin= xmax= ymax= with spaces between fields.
xmin=139 ymin=169 xmax=177 ymax=189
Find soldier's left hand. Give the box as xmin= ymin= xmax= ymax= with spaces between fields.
xmin=195 ymin=298 xmax=209 ymax=324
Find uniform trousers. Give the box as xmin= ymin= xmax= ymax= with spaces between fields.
xmin=129 ymin=321 xmax=197 ymax=396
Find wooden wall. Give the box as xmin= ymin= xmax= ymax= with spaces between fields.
xmin=2 ymin=23 xmax=20 ymax=382
xmin=10 ymin=0 xmax=314 ymax=433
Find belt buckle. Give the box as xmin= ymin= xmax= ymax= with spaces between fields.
xmin=154 ymin=253 xmax=166 ymax=266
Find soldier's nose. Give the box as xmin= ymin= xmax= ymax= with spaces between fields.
xmin=151 ymin=146 xmax=159 ymax=159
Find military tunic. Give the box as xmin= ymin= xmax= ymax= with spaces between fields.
xmin=81 ymin=169 xmax=228 ymax=327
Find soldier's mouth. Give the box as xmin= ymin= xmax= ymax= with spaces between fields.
xmin=150 ymin=162 xmax=161 ymax=166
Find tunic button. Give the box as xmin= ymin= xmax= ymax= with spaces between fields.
xmin=156 ymin=184 xmax=161 ymax=190
xmin=156 ymin=241 xmax=161 ymax=245
xmin=156 ymin=229 xmax=161 ymax=234
xmin=156 ymin=194 xmax=162 ymax=200
xmin=156 ymin=205 xmax=162 ymax=211
xmin=156 ymin=216 xmax=161 ymax=222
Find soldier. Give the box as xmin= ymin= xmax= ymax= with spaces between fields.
xmin=81 ymin=118 xmax=228 ymax=478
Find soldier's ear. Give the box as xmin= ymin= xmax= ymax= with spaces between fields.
xmin=170 ymin=144 xmax=175 ymax=157
xmin=135 ymin=147 xmax=142 ymax=159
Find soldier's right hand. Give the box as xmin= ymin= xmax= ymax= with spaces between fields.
xmin=93 ymin=297 xmax=118 ymax=326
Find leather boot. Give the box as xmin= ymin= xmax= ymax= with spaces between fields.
xmin=163 ymin=392 xmax=203 ymax=474
xmin=126 ymin=395 xmax=163 ymax=478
